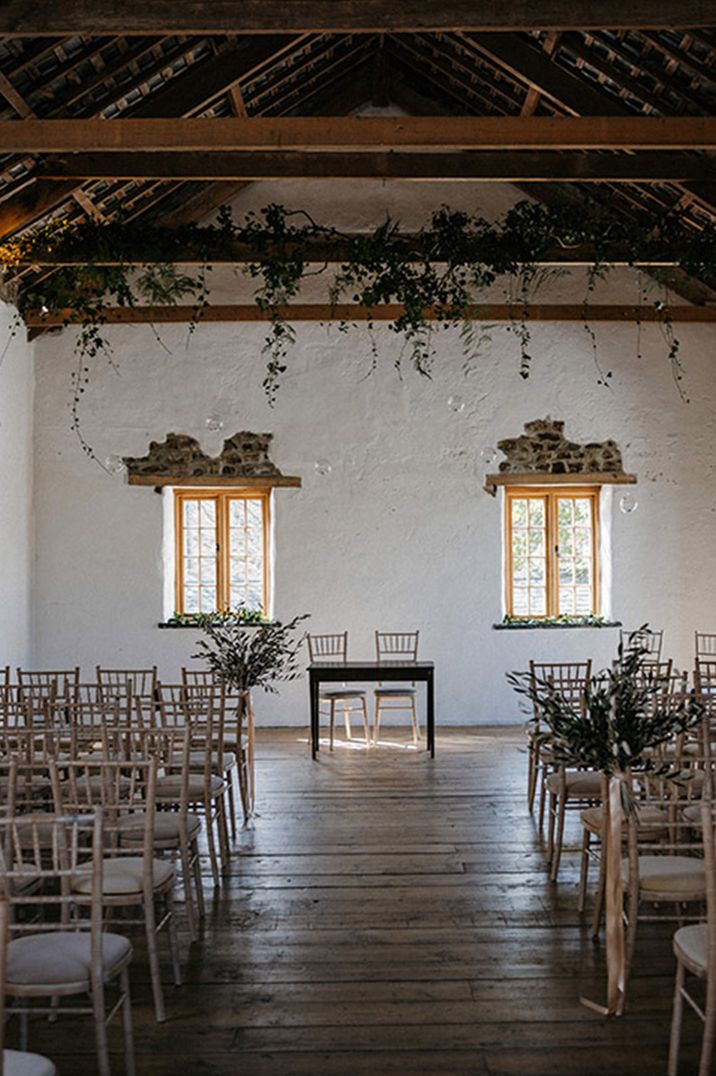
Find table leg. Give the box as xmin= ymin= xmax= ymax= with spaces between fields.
xmin=426 ymin=670 xmax=435 ymax=758
xmin=310 ymin=674 xmax=319 ymax=759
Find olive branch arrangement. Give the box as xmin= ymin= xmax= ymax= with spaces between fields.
xmin=192 ymin=611 xmax=310 ymax=693
xmin=508 ymin=632 xmax=705 ymax=777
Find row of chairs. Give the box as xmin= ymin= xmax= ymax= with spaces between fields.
xmin=0 ymin=672 xmax=257 ymax=1072
xmin=307 ymin=631 xmax=421 ymax=748
xmin=522 ymin=628 xmax=716 ymax=1074
xmin=0 ymin=667 xmax=255 ymax=833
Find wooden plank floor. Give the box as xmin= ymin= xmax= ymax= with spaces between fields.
xmin=16 ymin=727 xmax=705 ymax=1074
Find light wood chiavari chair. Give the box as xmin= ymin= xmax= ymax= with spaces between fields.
xmin=0 ymin=895 xmax=57 ymax=1075
xmin=619 ymin=628 xmax=664 ymax=660
xmin=668 ymin=795 xmax=716 ymax=1075
xmin=526 ymin=660 xmax=592 ymax=827
xmin=0 ymin=811 xmax=135 ymax=1076
xmin=580 ymin=673 xmax=687 ymax=935
xmin=306 ymin=633 xmax=370 ymax=749
xmin=373 ymin=631 xmax=420 ymax=746
xmin=16 ymin=669 xmax=79 ymax=705
xmin=157 ymin=694 xmax=230 ymax=886
xmin=696 ymin=632 xmax=716 ymax=662
xmin=50 ymin=758 xmax=181 ymax=1024
xmin=182 ymin=669 xmax=255 ymax=826
xmin=96 ymin=666 xmax=158 ymax=702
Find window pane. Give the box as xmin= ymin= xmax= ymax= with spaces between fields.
xmin=510 ymin=495 xmax=547 ymax=618
xmin=559 ymin=587 xmax=576 ymax=614
xmin=556 ymin=495 xmax=596 ymax=616
xmin=513 ymin=588 xmax=528 ymax=616
xmin=529 ymin=529 xmax=545 ymax=556
xmin=529 ymin=500 xmax=545 ymax=527
xmin=183 ymin=501 xmax=199 ymax=527
xmin=227 ymin=496 xmax=265 ymax=612
xmin=200 ymin=587 xmax=216 ymax=613
xmin=529 ymin=590 xmax=546 ymax=616
xmin=185 ymin=531 xmax=199 ymax=556
xmin=558 ymin=500 xmax=573 ymax=525
xmin=199 ymin=557 xmax=216 ymax=585
xmin=184 ymin=586 xmax=199 ymax=613
xmin=184 ymin=558 xmax=199 ymax=584
xmin=513 ymin=556 xmax=527 ymax=584
xmin=200 ymin=501 xmax=215 ymax=526
xmin=200 ymin=530 xmax=215 ymax=556
xmin=574 ymin=499 xmax=590 ymax=525
xmin=511 ymin=499 xmax=528 ymax=527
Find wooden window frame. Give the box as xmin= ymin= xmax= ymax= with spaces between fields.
xmin=504 ymin=486 xmax=600 ymax=619
xmin=174 ymin=488 xmax=270 ymax=616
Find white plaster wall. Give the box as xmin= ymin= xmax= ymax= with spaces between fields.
xmin=29 ymin=181 xmax=716 ymax=724
xmin=0 ymin=301 xmax=33 ymax=668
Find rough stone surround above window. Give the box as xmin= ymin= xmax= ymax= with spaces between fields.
xmin=484 ymin=417 xmax=636 ymax=495
xmin=123 ymin=432 xmax=301 ymax=488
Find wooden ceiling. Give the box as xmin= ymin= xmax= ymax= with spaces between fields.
xmin=0 ymin=4 xmax=715 ymax=304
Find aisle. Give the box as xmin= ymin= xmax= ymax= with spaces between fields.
xmin=27 ymin=728 xmax=701 ymax=1074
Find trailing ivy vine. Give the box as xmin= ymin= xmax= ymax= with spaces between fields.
xmin=1 ymin=195 xmax=715 ymax=464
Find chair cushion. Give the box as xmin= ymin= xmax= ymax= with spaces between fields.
xmin=59 ymin=775 xmax=131 ymax=800
xmin=374 ymin=689 xmax=417 ymax=697
xmin=72 ymin=856 xmax=175 ymax=896
xmin=674 ymin=923 xmax=708 ymax=975
xmin=156 ymin=773 xmax=225 ymax=801
xmin=320 ymin=691 xmax=366 ymax=699
xmin=580 ymin=803 xmax=667 ymax=836
xmin=546 ymin=771 xmax=602 ymax=796
xmin=622 ymin=855 xmax=706 ymax=898
xmin=189 ymin=750 xmax=235 ymax=769
xmin=6 ymin=932 xmax=131 ymax=990
xmin=4 ymin=1049 xmax=56 ymax=1076
xmin=117 ymin=811 xmax=201 ymax=845
xmin=682 ymin=801 xmax=705 ymax=826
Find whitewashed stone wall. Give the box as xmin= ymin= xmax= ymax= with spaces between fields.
xmin=0 ymin=301 xmax=33 ymax=668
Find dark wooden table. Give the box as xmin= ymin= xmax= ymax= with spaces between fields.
xmin=307 ymin=661 xmax=435 ymax=759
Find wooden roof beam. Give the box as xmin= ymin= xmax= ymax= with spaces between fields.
xmin=3 ymin=241 xmax=691 ymax=268
xmin=34 ymin=149 xmax=716 ymax=183
xmin=23 ymin=303 xmax=716 ymax=328
xmin=5 ymin=115 xmax=716 ymax=152
xmin=0 ymin=1 xmax=713 ymax=35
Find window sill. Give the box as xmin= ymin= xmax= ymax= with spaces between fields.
xmin=493 ymin=619 xmax=622 ymax=631
xmin=158 ymin=620 xmax=274 ymax=629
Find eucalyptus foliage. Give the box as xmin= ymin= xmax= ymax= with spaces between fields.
xmin=508 ymin=634 xmax=704 ymax=775
xmin=192 ymin=612 xmax=309 ymax=694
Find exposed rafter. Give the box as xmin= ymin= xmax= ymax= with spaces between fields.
xmin=0 ymin=34 xmax=301 ymax=238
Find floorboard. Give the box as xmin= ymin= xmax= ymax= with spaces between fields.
xmin=11 ymin=727 xmax=705 ymax=1075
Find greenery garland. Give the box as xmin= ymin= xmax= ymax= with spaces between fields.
xmin=2 ymin=194 xmax=713 ymax=464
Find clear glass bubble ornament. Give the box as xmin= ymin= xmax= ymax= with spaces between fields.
xmin=447 ymin=394 xmax=465 ymax=413
xmin=314 ymin=458 xmax=332 ymax=477
xmin=205 ymin=412 xmax=224 ymax=433
xmin=619 ymin=491 xmax=638 ymax=514
xmin=104 ymin=454 xmax=126 ymax=476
